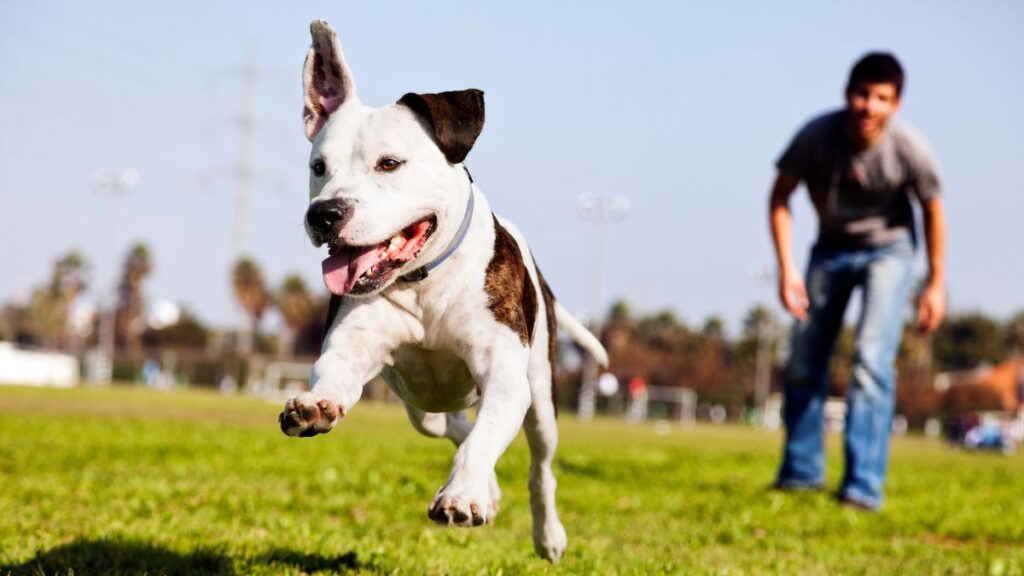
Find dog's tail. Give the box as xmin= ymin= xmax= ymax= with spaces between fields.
xmin=554 ymin=302 xmax=609 ymax=368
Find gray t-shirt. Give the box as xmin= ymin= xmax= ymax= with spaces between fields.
xmin=776 ymin=110 xmax=942 ymax=250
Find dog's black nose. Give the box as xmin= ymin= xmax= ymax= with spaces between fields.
xmin=306 ymin=199 xmax=348 ymax=235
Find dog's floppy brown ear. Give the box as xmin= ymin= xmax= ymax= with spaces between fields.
xmin=397 ymin=89 xmax=485 ymax=164
xmin=303 ymin=19 xmax=358 ymax=141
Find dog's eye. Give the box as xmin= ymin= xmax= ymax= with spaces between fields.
xmin=311 ymin=159 xmax=326 ymax=177
xmin=378 ymin=158 xmax=402 ymax=172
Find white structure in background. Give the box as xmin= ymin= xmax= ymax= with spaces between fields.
xmin=814 ymin=397 xmax=910 ymax=435
xmin=0 ymin=343 xmax=78 ymax=387
xmin=576 ymin=192 xmax=629 ymax=420
xmin=597 ymin=372 xmax=619 ymax=397
xmin=626 ymin=387 xmax=648 ymax=422
xmin=764 ymin=393 xmax=784 ymax=430
xmin=148 ymin=300 xmax=181 ymax=329
xmin=891 ymin=414 xmax=909 ymax=436
xmin=627 ymin=385 xmax=697 ymax=426
xmin=255 ymin=360 xmax=313 ymax=402
xmin=253 ymin=361 xmax=395 ymax=404
xmin=824 ymin=398 xmax=847 ymax=432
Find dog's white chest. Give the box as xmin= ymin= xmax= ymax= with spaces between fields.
xmin=380 ymin=345 xmax=479 ymax=413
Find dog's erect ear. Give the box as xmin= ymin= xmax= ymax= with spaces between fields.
xmin=303 ymin=19 xmax=358 ymax=141
xmin=397 ymin=89 xmax=485 ymax=164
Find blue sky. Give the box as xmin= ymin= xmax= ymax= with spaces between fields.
xmin=1 ymin=1 xmax=1022 ymax=334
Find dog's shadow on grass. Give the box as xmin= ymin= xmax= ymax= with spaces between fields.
xmin=0 ymin=539 xmax=234 ymax=576
xmin=1 ymin=538 xmax=363 ymax=575
xmin=263 ymin=548 xmax=362 ymax=573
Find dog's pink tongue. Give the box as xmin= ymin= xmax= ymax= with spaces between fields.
xmin=322 ymin=245 xmax=380 ymax=295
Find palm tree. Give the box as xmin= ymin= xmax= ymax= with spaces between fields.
xmin=56 ymin=251 xmax=90 ymax=350
xmin=117 ymin=243 xmax=152 ymax=353
xmin=26 ymin=251 xmax=90 ymax=349
xmin=276 ymin=274 xmax=315 ymax=357
xmin=26 ymin=288 xmax=65 ymax=348
xmin=232 ymin=256 xmax=270 ymax=356
xmin=55 ymin=251 xmax=89 ymax=301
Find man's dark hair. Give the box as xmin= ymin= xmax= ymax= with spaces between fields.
xmin=847 ymin=52 xmax=905 ymax=97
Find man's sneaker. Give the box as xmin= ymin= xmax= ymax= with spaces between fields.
xmin=836 ymin=492 xmax=879 ymax=512
xmin=772 ymin=480 xmax=824 ymax=492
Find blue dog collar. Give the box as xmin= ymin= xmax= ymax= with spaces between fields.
xmin=400 ymin=166 xmax=475 ymax=282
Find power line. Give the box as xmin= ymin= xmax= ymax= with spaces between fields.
xmin=207 ymin=47 xmax=262 ymax=260
xmin=232 ymin=48 xmax=258 ymax=258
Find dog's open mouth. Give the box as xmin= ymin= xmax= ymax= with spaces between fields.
xmin=321 ymin=216 xmax=436 ymax=296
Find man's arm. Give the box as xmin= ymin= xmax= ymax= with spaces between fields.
xmin=917 ymin=197 xmax=946 ymax=333
xmin=769 ymin=172 xmax=809 ymax=320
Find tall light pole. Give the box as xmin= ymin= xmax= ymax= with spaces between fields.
xmin=576 ymin=193 xmax=629 ymax=419
xmin=752 ymin=266 xmax=776 ymax=425
xmin=90 ymin=169 xmax=138 ymax=384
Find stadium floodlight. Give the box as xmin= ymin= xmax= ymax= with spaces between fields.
xmin=576 ymin=193 xmax=629 ymax=420
xmin=89 ymin=169 xmax=139 ymax=385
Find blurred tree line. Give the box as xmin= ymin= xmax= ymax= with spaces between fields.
xmin=3 ymin=249 xmax=1022 ymax=406
xmin=0 ymin=248 xmax=333 ymax=365
xmin=597 ymin=300 xmax=782 ymax=417
xmin=596 ymin=298 xmax=1024 ymax=424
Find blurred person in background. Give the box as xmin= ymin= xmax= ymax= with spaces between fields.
xmin=767 ymin=53 xmax=946 ymax=510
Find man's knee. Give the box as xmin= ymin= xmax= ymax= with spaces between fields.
xmin=784 ymin=348 xmax=827 ymax=389
xmin=854 ymin=332 xmax=899 ymax=379
xmin=850 ymin=351 xmax=896 ymax=401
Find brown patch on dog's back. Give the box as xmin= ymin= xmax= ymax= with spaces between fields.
xmin=485 ymin=217 xmax=537 ymax=346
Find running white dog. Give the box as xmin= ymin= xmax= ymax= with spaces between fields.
xmin=278 ymin=19 xmax=608 ymax=562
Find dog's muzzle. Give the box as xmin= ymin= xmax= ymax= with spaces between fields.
xmin=307 ymin=199 xmax=349 ymax=242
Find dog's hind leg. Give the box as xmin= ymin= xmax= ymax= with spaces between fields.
xmin=521 ymin=271 xmax=567 ymax=561
xmin=403 ymin=405 xmax=502 ymax=519
xmin=523 ymin=387 xmax=568 ymax=562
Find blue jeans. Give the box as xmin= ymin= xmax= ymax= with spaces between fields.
xmin=775 ymin=237 xmax=915 ymax=509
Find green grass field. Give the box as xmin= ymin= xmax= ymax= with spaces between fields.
xmin=1 ymin=385 xmax=1022 ymax=575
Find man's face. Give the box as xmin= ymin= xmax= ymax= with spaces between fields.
xmin=845 ymin=81 xmax=900 ymax=144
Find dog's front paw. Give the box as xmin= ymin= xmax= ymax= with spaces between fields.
xmin=279 ymin=392 xmax=343 ymax=437
xmin=428 ymin=475 xmax=493 ymax=527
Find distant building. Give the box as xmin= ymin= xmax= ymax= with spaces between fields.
xmin=0 ymin=342 xmax=79 ymax=387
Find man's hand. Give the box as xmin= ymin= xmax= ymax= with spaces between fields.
xmin=918 ymin=198 xmax=946 ymax=334
xmin=779 ymin=268 xmax=809 ymax=321
xmin=917 ymin=283 xmax=946 ymax=333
